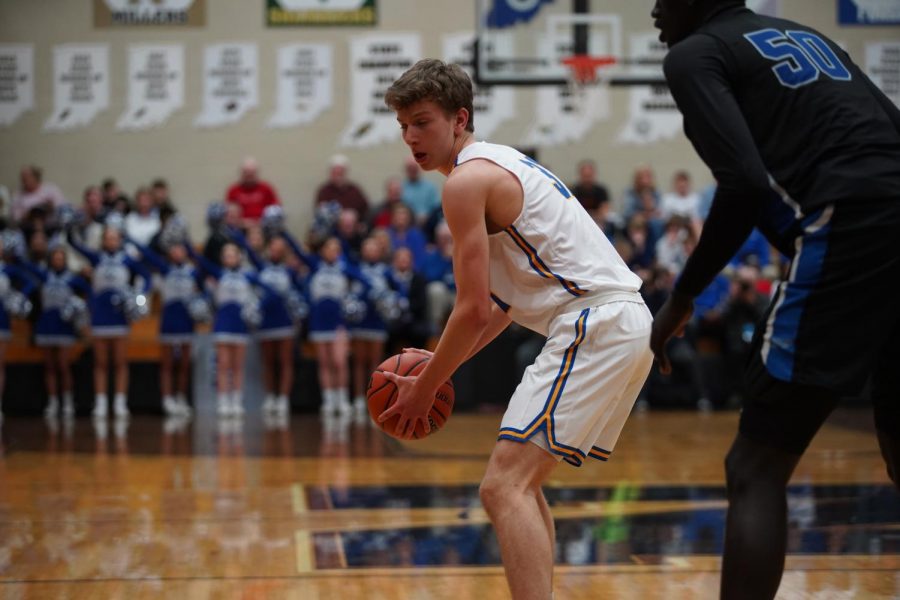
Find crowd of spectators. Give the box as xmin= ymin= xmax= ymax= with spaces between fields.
xmin=0 ymin=153 xmax=783 ymax=416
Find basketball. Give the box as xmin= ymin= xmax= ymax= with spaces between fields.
xmin=367 ymin=352 xmax=455 ymax=439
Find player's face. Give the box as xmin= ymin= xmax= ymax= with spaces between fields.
xmin=652 ymin=0 xmax=698 ymax=46
xmin=396 ymin=100 xmax=465 ymax=174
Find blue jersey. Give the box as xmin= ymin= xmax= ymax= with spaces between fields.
xmin=351 ymin=261 xmax=392 ymax=335
xmin=28 ymin=265 xmax=90 ymax=346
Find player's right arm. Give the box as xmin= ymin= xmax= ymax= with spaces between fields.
xmin=464 ymin=303 xmax=512 ymax=362
xmin=652 ymin=34 xmax=773 ymax=372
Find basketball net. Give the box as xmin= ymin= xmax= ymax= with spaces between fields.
xmin=561 ymin=55 xmax=618 ymax=89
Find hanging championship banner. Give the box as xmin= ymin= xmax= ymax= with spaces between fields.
xmin=340 ymin=34 xmax=421 ymax=148
xmin=267 ymin=43 xmax=333 ymax=128
xmin=117 ymin=44 xmax=184 ymax=131
xmin=866 ymin=42 xmax=900 ymax=107
xmin=44 ymin=44 xmax=110 ymax=132
xmin=522 ymin=31 xmax=610 ymax=146
xmin=617 ymin=33 xmax=681 ymax=145
xmin=194 ymin=43 xmax=258 ymax=128
xmin=0 ymin=45 xmax=34 ymax=127
xmin=266 ymin=0 xmax=376 ymax=27
xmin=838 ymin=0 xmax=900 ymax=26
xmin=94 ymin=0 xmax=205 ymax=27
xmin=443 ymin=32 xmax=515 ymax=140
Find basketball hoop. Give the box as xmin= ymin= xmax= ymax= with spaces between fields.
xmin=561 ymin=55 xmax=618 ymax=87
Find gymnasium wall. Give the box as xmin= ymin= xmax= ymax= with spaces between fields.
xmin=0 ymin=0 xmax=896 ymax=235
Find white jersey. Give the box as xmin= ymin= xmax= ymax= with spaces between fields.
xmin=455 ymin=142 xmax=642 ymax=335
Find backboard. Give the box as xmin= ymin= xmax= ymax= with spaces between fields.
xmin=474 ymin=0 xmax=667 ymax=87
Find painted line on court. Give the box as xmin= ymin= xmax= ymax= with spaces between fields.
xmin=292 ymin=484 xmax=314 ymax=573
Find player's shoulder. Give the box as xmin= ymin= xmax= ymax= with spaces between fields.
xmin=662 ymin=33 xmax=723 ymax=79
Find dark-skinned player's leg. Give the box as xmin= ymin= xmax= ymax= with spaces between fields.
xmin=873 ymin=320 xmax=900 ymax=491
xmin=720 ymin=357 xmax=840 ymax=600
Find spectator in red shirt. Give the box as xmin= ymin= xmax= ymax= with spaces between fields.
xmin=315 ymin=154 xmax=369 ymax=220
xmin=369 ymin=177 xmax=405 ymax=230
xmin=225 ymin=157 xmax=280 ymax=227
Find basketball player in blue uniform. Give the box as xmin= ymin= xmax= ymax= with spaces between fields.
xmin=649 ymin=2 xmax=900 ymax=598
xmin=21 ymin=242 xmax=90 ymax=417
xmin=231 ymin=229 xmax=305 ymax=416
xmin=69 ymin=226 xmax=152 ymax=418
xmin=380 ymin=60 xmax=653 ymax=600
xmin=128 ymin=239 xmax=204 ymax=417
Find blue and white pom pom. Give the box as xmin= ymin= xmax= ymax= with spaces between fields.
xmin=206 ymin=202 xmax=227 ymax=230
xmin=188 ymin=294 xmax=212 ymax=323
xmin=374 ymin=290 xmax=408 ymax=323
xmin=112 ymin=289 xmax=150 ymax=322
xmin=261 ymin=205 xmax=286 ymax=238
xmin=160 ymin=213 xmax=190 ymax=250
xmin=240 ymin=298 xmax=262 ymax=329
xmin=1 ymin=229 xmax=26 ymax=259
xmin=341 ymin=294 xmax=366 ymax=324
xmin=3 ymin=290 xmax=32 ymax=319
xmin=60 ymin=296 xmax=89 ymax=330
xmin=285 ymin=290 xmax=309 ymax=324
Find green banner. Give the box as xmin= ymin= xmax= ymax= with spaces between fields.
xmin=266 ymin=0 xmax=377 ymax=27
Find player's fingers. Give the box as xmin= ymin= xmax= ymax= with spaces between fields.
xmin=403 ymin=347 xmax=432 ymax=357
xmin=377 ymin=405 xmax=398 ymax=423
xmin=421 ymin=415 xmax=430 ymax=435
xmin=382 ymin=371 xmax=400 ymax=383
xmin=657 ymin=348 xmax=672 ymax=375
xmin=395 ymin=415 xmax=409 ymax=437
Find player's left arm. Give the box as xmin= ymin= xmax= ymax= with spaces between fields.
xmin=652 ymin=35 xmax=773 ymax=372
xmin=378 ymin=166 xmax=494 ymax=438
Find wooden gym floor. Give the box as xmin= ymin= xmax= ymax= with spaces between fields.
xmin=0 ymin=408 xmax=898 ymax=599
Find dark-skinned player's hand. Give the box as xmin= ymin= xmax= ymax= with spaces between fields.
xmin=649 ymin=291 xmax=695 ymax=374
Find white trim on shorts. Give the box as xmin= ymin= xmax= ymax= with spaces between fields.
xmin=498 ymin=300 xmax=653 ymax=467
xmin=92 ymin=326 xmax=129 ymax=338
xmin=255 ymin=326 xmax=296 ymax=341
xmin=214 ymin=333 xmax=249 ymax=344
xmin=35 ymin=335 xmax=77 ymax=347
xmin=308 ymin=327 xmax=346 ymax=342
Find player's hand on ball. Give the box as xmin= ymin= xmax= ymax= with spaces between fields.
xmin=402 ymin=347 xmax=433 ymax=359
xmin=378 ymin=372 xmax=435 ymax=440
xmin=650 ymin=291 xmax=694 ymax=375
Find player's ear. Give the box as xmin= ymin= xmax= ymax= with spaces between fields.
xmin=454 ymin=108 xmax=470 ymax=135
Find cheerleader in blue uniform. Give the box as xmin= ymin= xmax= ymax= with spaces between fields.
xmin=349 ymin=236 xmax=396 ymax=418
xmin=191 ymin=242 xmax=275 ymax=417
xmin=291 ymin=236 xmax=369 ymax=416
xmin=20 ymin=242 xmax=90 ymax=418
xmin=231 ymin=229 xmax=305 ymax=416
xmin=68 ymin=226 xmax=152 ymax=419
xmin=0 ymin=233 xmax=37 ymax=420
xmin=129 ymin=240 xmax=204 ymax=418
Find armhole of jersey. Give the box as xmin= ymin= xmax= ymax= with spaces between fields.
xmin=455 ymin=155 xmax=526 ymax=236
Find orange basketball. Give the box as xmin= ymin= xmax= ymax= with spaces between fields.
xmin=367 ymin=352 xmax=455 ymax=440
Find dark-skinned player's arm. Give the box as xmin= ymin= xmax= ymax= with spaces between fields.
xmin=378 ymin=165 xmax=495 ymax=439
xmin=652 ymin=34 xmax=772 ymax=373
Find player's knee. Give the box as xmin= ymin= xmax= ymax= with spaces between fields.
xmin=479 ymin=474 xmax=513 ymax=514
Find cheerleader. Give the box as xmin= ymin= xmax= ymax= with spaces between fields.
xmin=350 ymin=236 xmax=395 ymax=418
xmin=68 ymin=225 xmax=152 ymax=418
xmin=0 ymin=232 xmax=36 ymax=419
xmin=20 ymin=241 xmax=90 ymax=418
xmin=190 ymin=242 xmax=275 ymax=417
xmin=231 ymin=228 xmax=304 ymax=416
xmin=128 ymin=239 xmax=204 ymax=417
xmin=290 ymin=236 xmax=369 ymax=416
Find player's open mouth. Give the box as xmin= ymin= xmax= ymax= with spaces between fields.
xmin=413 ymin=152 xmax=427 ymax=163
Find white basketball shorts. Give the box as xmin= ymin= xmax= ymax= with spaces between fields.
xmin=498 ymin=299 xmax=653 ymax=467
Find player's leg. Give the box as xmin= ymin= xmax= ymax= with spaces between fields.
xmin=216 ymin=342 xmax=232 ymax=415
xmin=231 ymin=343 xmax=247 ymax=414
xmin=350 ymin=337 xmax=366 ymax=405
xmin=43 ymin=347 xmax=59 ymax=416
xmin=480 ymin=439 xmax=559 ymax=600
xmin=315 ymin=341 xmax=334 ymax=413
xmin=277 ymin=337 xmax=294 ymax=412
xmin=59 ymin=346 xmax=74 ymax=415
xmin=176 ymin=342 xmax=192 ymax=413
xmin=160 ymin=343 xmax=175 ymax=414
xmin=330 ymin=329 xmax=351 ymax=414
xmin=92 ymin=338 xmax=109 ymax=416
xmin=111 ymin=337 xmax=129 ymax=416
xmin=720 ymin=361 xmax=840 ymax=600
xmin=872 ymin=321 xmax=900 ymax=491
xmin=260 ymin=339 xmax=275 ymax=396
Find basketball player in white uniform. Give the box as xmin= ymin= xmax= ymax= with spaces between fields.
xmin=379 ymin=59 xmax=652 ymax=600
